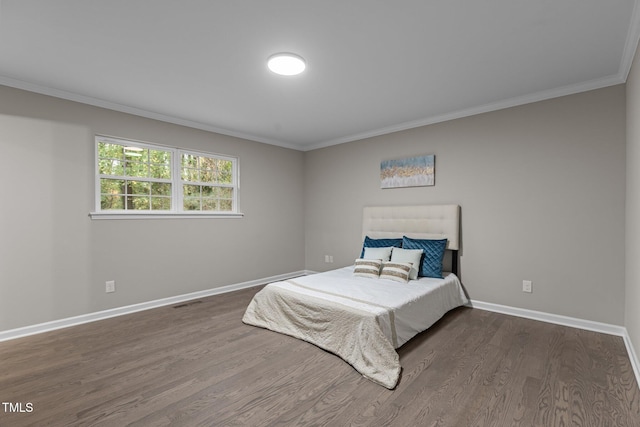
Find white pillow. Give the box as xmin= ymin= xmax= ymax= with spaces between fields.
xmin=353 ymin=258 xmax=382 ymax=279
xmin=390 ymin=247 xmax=423 ymax=279
xmin=363 ymin=246 xmax=393 ymax=261
xmin=380 ymin=261 xmax=413 ymax=283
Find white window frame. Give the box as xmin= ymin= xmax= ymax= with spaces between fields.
xmin=90 ymin=135 xmax=243 ymax=220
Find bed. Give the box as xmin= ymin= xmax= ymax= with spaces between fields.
xmin=242 ymin=205 xmax=468 ymax=389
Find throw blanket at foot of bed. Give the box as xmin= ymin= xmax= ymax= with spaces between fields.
xmin=242 ymin=284 xmax=401 ymax=389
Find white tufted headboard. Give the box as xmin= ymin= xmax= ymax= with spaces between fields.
xmin=362 ymin=205 xmax=460 ymax=250
xmin=362 ymin=205 xmax=461 ymax=274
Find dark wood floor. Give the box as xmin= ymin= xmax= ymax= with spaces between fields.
xmin=1 ymin=286 xmax=638 ymax=427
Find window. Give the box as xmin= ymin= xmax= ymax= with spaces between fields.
xmin=181 ymin=152 xmax=235 ymax=212
xmin=92 ymin=136 xmax=241 ymax=219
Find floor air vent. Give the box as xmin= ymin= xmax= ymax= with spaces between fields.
xmin=173 ymin=300 xmax=203 ymax=309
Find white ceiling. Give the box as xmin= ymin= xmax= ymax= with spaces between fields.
xmin=0 ymin=1 xmax=638 ymax=151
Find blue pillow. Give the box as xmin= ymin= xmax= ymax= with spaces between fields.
xmin=360 ymin=236 xmax=403 ymax=258
xmin=401 ymin=236 xmax=448 ymax=278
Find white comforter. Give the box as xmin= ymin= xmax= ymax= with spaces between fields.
xmin=242 ymin=266 xmax=468 ymax=389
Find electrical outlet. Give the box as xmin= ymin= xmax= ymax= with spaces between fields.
xmin=105 ymin=280 xmax=116 ymax=293
xmin=522 ymin=280 xmax=532 ymax=293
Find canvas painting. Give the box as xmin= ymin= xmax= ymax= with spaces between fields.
xmin=380 ymin=154 xmax=435 ymax=189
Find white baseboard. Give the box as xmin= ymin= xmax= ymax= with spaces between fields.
xmin=467 ymin=300 xmax=627 ymax=335
xmin=468 ymin=299 xmax=640 ymax=389
xmin=0 ymin=270 xmax=310 ymax=343
xmin=623 ymin=332 xmax=640 ymax=390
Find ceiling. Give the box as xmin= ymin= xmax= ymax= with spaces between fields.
xmin=0 ymin=1 xmax=638 ymax=151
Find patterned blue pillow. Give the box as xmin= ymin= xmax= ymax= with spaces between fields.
xmin=360 ymin=236 xmax=403 ymax=258
xmin=402 ymin=236 xmax=448 ymax=278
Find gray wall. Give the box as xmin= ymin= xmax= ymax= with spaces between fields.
xmin=0 ymin=86 xmax=305 ymax=331
xmin=0 ymin=82 xmax=630 ymax=333
xmin=304 ymin=86 xmax=626 ymax=325
xmin=626 ymin=43 xmax=640 ymax=361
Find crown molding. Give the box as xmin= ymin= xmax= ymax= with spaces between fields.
xmin=303 ymin=73 xmax=625 ymax=151
xmin=619 ymin=0 xmax=640 ymax=82
xmin=0 ymin=75 xmax=302 ymax=151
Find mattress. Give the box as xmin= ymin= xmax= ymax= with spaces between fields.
xmin=242 ymin=266 xmax=468 ymax=388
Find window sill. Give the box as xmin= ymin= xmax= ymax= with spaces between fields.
xmin=89 ymin=211 xmax=245 ymax=220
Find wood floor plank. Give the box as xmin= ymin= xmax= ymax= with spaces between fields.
xmin=0 ymin=286 xmax=638 ymax=426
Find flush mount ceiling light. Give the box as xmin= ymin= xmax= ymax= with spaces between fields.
xmin=267 ymin=52 xmax=306 ymax=76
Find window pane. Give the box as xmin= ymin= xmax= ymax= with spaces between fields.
xmin=125 ymin=162 xmax=149 ymax=178
xmin=99 ymin=159 xmax=124 ymax=176
xmin=128 ymin=181 xmax=150 ymax=195
xmin=101 ymin=195 xmax=124 ymax=210
xmin=181 ymin=167 xmax=199 ymax=182
xmin=98 ymin=142 xmax=124 ymax=160
xmin=179 ymin=155 xmax=233 ymax=184
xmin=199 ymin=168 xmax=216 ymax=183
xmin=183 ymin=198 xmax=201 ymax=211
xmin=202 ymin=198 xmax=218 ymax=211
xmin=201 ymin=185 xmax=214 ymax=197
xmin=218 ymin=160 xmax=233 ymax=184
xmin=219 ymin=199 xmax=233 ymax=211
xmin=150 ymin=164 xmax=171 ymax=179
xmin=150 ymin=149 xmax=170 ymax=165
xmin=128 ymin=196 xmax=150 ymax=210
xmin=218 ymin=187 xmax=233 ymax=198
xmin=151 ymin=182 xmax=171 ymax=196
xmin=124 ymin=147 xmax=147 ymax=162
xmin=182 ymin=154 xmax=198 ymax=168
xmin=200 ymin=156 xmax=216 ymax=169
xmin=151 ymin=197 xmax=171 ymax=210
xmin=101 ymin=178 xmax=124 ymax=194
xmin=183 ymin=184 xmax=200 ymax=197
